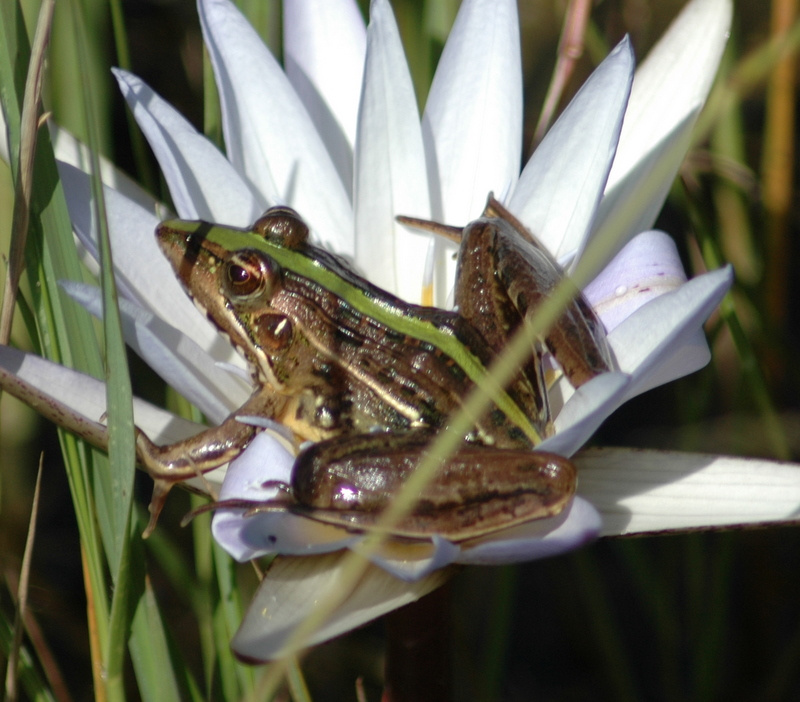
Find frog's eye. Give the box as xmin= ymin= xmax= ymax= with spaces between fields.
xmin=224 ymin=252 xmax=276 ymax=300
xmin=252 ymin=206 xmax=309 ymax=248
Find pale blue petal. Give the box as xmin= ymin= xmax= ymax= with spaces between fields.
xmin=609 ymin=266 xmax=733 ymax=400
xmin=212 ymin=433 xmax=358 ymax=561
xmin=455 ymin=497 xmax=601 ymax=564
xmin=584 ymin=230 xmax=686 ymax=333
xmin=58 ymin=163 xmax=241 ymax=365
xmin=0 ymin=345 xmax=205 ymax=448
xmin=543 ymin=372 xmax=631 ymax=456
xmin=61 ymin=281 xmax=247 ymax=421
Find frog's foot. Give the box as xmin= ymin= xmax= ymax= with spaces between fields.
xmin=143 ymin=478 xmax=173 ymax=538
xmin=179 ymin=492 xmax=294 ymax=527
xmin=135 ymin=429 xmax=195 ymax=537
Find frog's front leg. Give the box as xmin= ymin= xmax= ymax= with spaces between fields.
xmin=137 ymin=391 xmax=288 ymax=536
xmin=287 ymin=431 xmax=577 ymax=542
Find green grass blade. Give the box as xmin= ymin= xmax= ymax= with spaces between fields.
xmin=0 ymin=0 xmax=112 ymax=685
xmin=68 ymin=3 xmax=137 ymax=697
xmin=213 ymin=539 xmax=257 ymax=697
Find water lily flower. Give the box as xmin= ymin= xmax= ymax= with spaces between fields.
xmin=1 ymin=0 xmax=798 ymax=662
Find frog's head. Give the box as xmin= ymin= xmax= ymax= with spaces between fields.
xmin=156 ymin=207 xmax=309 ymax=387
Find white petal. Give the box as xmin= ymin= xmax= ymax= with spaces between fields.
xmin=50 ymin=124 xmax=157 ymax=210
xmin=632 ymin=328 xmax=711 ymax=391
xmin=596 ymin=0 xmax=732 ymax=242
xmin=283 ymin=0 xmax=366 ymax=189
xmin=232 ymin=552 xmax=450 ymax=660
xmin=576 ymin=447 xmax=800 ymax=535
xmin=455 ymin=497 xmax=601 ymax=564
xmin=0 ymin=103 xmax=9 ymax=163
xmin=509 ymin=38 xmax=634 ymax=261
xmin=422 ymin=0 xmax=522 ymax=223
xmin=61 ymin=281 xmax=247 ymax=421
xmin=609 ymin=266 xmax=733 ymax=399
xmin=584 ymin=230 xmax=686 ymax=333
xmin=0 ymin=346 xmax=203 ymax=447
xmin=543 ymin=371 xmax=631 ymax=456
xmin=593 ymin=108 xmax=699 ymax=257
xmin=114 ymin=69 xmax=263 ymax=225
xmin=199 ymin=0 xmax=354 ymax=254
xmin=58 ymin=163 xmax=241 ymax=366
xmin=352 ymin=0 xmax=431 ymax=300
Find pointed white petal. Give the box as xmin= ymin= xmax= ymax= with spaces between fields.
xmin=0 ymin=345 xmax=203 ymax=447
xmin=509 ymin=38 xmax=634 ymax=261
xmin=61 ymin=281 xmax=247 ymax=421
xmin=199 ymin=0 xmax=354 ymax=253
xmin=0 ymin=346 xmax=227 ymax=493
xmin=283 ymin=0 xmax=366 ymax=189
xmin=576 ymin=447 xmax=800 ymax=535
xmin=593 ymin=108 xmax=699 ymax=255
xmin=422 ymin=0 xmax=522 ymax=223
xmin=114 ymin=69 xmax=263 ymax=225
xmin=584 ymin=230 xmax=686 ymax=333
xmin=596 ymin=0 xmax=732 ymax=242
xmin=50 ymin=124 xmax=157 ymax=210
xmin=352 ymin=0 xmax=431 ymax=299
xmin=631 ymin=329 xmax=711 ymax=391
xmin=609 ymin=266 xmax=733 ymax=399
xmin=58 ymin=163 xmax=241 ymax=365
xmin=455 ymin=497 xmax=601 ymax=564
xmin=232 ymin=552 xmax=450 ymax=660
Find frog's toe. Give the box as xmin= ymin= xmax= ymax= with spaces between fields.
xmin=143 ymin=478 xmax=172 ymax=538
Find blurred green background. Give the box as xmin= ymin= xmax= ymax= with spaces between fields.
xmin=1 ymin=0 xmax=799 ymax=700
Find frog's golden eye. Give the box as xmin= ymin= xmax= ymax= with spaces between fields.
xmin=224 ymin=252 xmax=276 ymax=299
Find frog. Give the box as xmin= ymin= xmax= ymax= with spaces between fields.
xmin=137 ymin=195 xmax=613 ymax=541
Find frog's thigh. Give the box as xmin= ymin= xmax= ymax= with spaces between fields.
xmin=293 ymin=432 xmax=576 ymax=541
